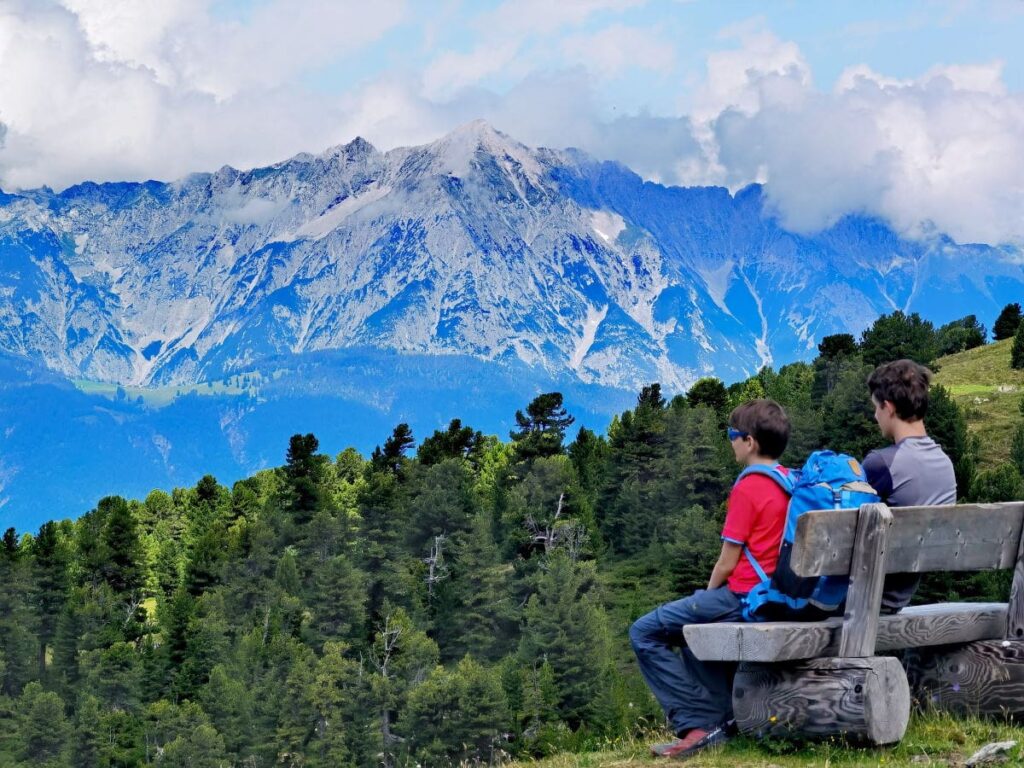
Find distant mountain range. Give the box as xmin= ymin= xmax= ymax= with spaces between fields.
xmin=1 ymin=120 xmax=1021 ymax=528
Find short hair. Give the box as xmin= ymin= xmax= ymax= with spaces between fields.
xmin=866 ymin=359 xmax=931 ymax=420
xmin=729 ymin=399 xmax=790 ymax=459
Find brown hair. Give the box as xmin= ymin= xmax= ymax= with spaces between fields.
xmin=866 ymin=359 xmax=931 ymax=420
xmin=729 ymin=399 xmax=790 ymax=459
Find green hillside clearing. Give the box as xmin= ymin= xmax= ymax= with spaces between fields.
xmin=933 ymin=338 xmax=1024 ymax=467
xmin=506 ymin=713 xmax=1024 ymax=767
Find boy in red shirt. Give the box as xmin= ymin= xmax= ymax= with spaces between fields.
xmin=630 ymin=399 xmax=791 ymax=759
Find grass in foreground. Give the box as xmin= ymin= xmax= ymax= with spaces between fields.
xmin=506 ymin=712 xmax=1024 ymax=767
xmin=934 ymin=338 xmax=1024 ymax=466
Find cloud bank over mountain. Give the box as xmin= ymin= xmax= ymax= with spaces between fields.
xmin=1 ymin=1 xmax=1023 ymax=244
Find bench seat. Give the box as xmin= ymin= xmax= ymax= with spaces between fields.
xmin=684 ymin=602 xmax=1008 ymax=662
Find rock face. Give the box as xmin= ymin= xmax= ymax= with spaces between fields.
xmin=0 ymin=120 xmax=1021 ymax=391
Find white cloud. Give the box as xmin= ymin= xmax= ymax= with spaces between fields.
xmin=421 ymin=41 xmax=522 ymax=101
xmin=707 ymin=53 xmax=1024 ymax=244
xmin=0 ymin=0 xmax=406 ymax=189
xmin=1 ymin=2 xmax=1023 ymax=246
xmin=561 ymin=24 xmax=675 ymax=78
xmin=476 ymin=0 xmax=646 ymax=39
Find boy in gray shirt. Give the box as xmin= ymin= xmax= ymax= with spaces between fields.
xmin=862 ymin=359 xmax=957 ymax=612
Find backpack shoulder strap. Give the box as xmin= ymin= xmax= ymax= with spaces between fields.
xmin=735 ymin=464 xmax=795 ymax=494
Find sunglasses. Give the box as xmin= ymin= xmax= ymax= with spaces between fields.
xmin=727 ymin=427 xmax=750 ymax=441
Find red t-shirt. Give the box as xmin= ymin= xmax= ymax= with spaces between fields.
xmin=721 ymin=469 xmax=790 ymax=594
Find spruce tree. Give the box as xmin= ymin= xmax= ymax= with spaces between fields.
xmin=971 ymin=464 xmax=1024 ymax=502
xmin=400 ymin=656 xmax=509 ymax=767
xmin=17 ymin=682 xmax=71 ymax=766
xmin=926 ymin=385 xmax=977 ymax=498
xmin=98 ymin=496 xmax=144 ymax=595
xmin=518 ymin=554 xmax=611 ymax=729
xmin=31 ymin=521 xmax=69 ymax=679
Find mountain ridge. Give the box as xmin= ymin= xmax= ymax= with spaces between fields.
xmin=0 ymin=120 xmax=1021 ymax=394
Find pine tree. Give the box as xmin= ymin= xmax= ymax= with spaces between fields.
xmin=200 ymin=665 xmax=256 ymax=758
xmin=860 ymin=310 xmax=938 ymax=367
xmin=598 ymin=387 xmax=670 ymax=555
xmin=817 ymin=333 xmax=858 ymax=360
xmin=685 ymin=377 xmax=728 ymax=421
xmin=283 ymin=433 xmax=330 ymax=525
xmin=0 ymin=533 xmax=39 ymax=695
xmin=936 ymin=315 xmax=987 ymax=355
xmin=927 ymin=385 xmax=977 ymax=498
xmin=820 ymin=359 xmax=887 ymax=458
xmin=418 ymin=419 xmax=484 ymax=467
xmin=994 ymin=302 xmax=1023 ymax=340
xmin=371 ymin=423 xmax=415 ymax=474
xmin=510 ymin=393 xmax=575 ymax=463
xmin=431 ymin=513 xmax=518 ymax=662
xmin=1012 ymin=319 xmax=1024 ymax=369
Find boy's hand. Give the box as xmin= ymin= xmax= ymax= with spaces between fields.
xmin=708 ymin=541 xmax=743 ymax=590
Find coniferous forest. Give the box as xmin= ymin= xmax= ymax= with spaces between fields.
xmin=1 ymin=309 xmax=1020 ymax=768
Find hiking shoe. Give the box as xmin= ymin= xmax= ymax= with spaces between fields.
xmin=649 ymin=724 xmax=730 ymax=759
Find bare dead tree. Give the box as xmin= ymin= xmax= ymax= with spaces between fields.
xmin=121 ymin=591 xmax=144 ymax=631
xmin=369 ymin=612 xmax=404 ymax=768
xmin=423 ymin=533 xmax=449 ymax=599
xmin=525 ymin=492 xmax=565 ymax=555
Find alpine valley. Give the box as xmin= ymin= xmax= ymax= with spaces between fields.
xmin=1 ymin=120 xmax=1021 ymax=528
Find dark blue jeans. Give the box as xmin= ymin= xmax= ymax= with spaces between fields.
xmin=629 ymin=587 xmax=745 ymax=735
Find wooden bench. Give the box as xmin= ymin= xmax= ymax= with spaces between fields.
xmin=684 ymin=501 xmax=1024 ymax=745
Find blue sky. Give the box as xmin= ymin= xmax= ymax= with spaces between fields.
xmin=1 ymin=0 xmax=1023 ymax=243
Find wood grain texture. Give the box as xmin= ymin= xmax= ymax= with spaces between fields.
xmin=789 ymin=503 xmax=1024 ymax=578
xmin=1008 ymin=532 xmax=1024 ymax=640
xmin=684 ymin=603 xmax=1008 ymax=662
xmin=732 ymin=656 xmax=910 ymax=745
xmin=904 ymin=640 xmax=1024 ymax=718
xmin=839 ymin=503 xmax=892 ymax=657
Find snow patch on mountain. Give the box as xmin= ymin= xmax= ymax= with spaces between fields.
xmin=284 ymin=183 xmax=392 ymax=242
xmin=572 ymin=304 xmax=608 ymax=369
xmin=698 ymin=261 xmax=735 ymax=315
xmin=590 ymin=210 xmax=625 ymax=243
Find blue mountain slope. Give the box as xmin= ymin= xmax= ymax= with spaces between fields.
xmin=0 ymin=348 xmax=633 ymax=532
xmin=0 ymin=121 xmax=1022 ymax=526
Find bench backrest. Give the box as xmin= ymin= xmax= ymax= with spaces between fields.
xmin=790 ymin=502 xmax=1024 ymax=577
xmin=786 ymin=502 xmax=1024 ymax=657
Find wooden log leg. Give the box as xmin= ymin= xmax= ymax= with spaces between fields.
xmin=904 ymin=640 xmax=1024 ymax=718
xmin=732 ymin=656 xmax=910 ymax=745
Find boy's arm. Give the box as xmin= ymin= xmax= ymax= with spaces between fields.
xmin=707 ymin=541 xmax=743 ymax=590
xmin=862 ymin=449 xmax=893 ymax=501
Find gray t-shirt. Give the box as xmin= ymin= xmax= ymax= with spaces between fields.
xmin=862 ymin=435 xmax=957 ymax=612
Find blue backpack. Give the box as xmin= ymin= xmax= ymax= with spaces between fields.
xmin=737 ymin=450 xmax=880 ymax=621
